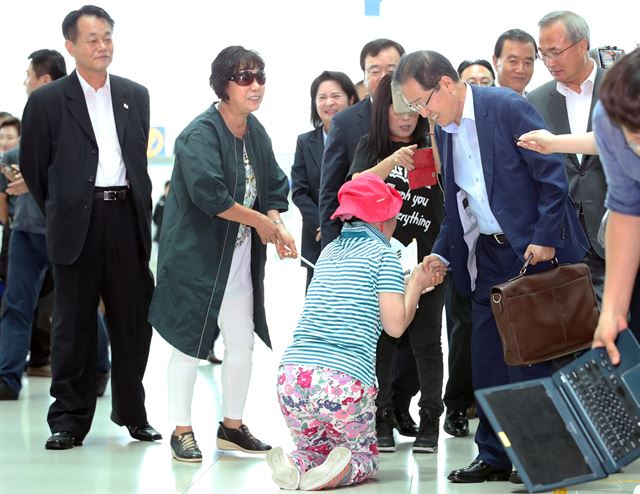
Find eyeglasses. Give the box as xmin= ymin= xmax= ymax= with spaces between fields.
xmin=403 ymin=86 xmax=438 ymax=113
xmin=538 ymin=39 xmax=583 ymax=62
xmin=365 ymin=65 xmax=396 ymax=79
xmin=228 ymin=70 xmax=266 ymax=86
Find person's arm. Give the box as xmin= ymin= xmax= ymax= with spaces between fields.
xmin=19 ymin=91 xmax=51 ymax=213
xmin=593 ymin=212 xmax=640 ymax=364
xmin=0 ymin=193 xmax=8 ymax=225
xmin=216 ymin=203 xmax=278 ymax=245
xmin=264 ymin=135 xmax=297 ymax=258
xmin=352 ymin=144 xmax=418 ymax=181
xmin=517 ymin=129 xmax=598 ymax=155
xmin=379 ymin=259 xmax=445 ymax=337
xmin=510 ymin=98 xmax=570 ymax=262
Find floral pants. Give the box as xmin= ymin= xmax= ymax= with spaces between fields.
xmin=276 ymin=364 xmax=379 ymax=487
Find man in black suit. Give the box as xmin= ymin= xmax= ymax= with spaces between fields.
xmin=20 ymin=5 xmax=160 ymax=450
xmin=319 ymin=38 xmax=420 ymax=452
xmin=528 ymin=11 xmax=606 ymax=301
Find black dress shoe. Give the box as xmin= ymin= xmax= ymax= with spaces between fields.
xmin=443 ymin=409 xmax=469 ymax=437
xmin=0 ymin=379 xmax=18 ymax=400
xmin=510 ymin=470 xmax=523 ymax=484
xmin=395 ymin=408 xmax=418 ymax=437
xmin=126 ymin=423 xmax=162 ymax=442
xmin=447 ymin=459 xmax=511 ymax=483
xmin=45 ymin=431 xmax=82 ymax=450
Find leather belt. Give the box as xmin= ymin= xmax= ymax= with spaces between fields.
xmin=483 ymin=233 xmax=509 ymax=245
xmin=94 ymin=189 xmax=127 ymax=201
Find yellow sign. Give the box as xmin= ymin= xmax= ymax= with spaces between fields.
xmin=147 ymin=127 xmax=165 ymax=158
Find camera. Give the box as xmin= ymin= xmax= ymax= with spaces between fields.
xmin=595 ymin=46 xmax=626 ymax=69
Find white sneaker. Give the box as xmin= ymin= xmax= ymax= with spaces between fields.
xmin=266 ymin=446 xmax=300 ymax=490
xmin=299 ymin=447 xmax=352 ymax=491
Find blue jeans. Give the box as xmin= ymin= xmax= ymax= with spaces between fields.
xmin=0 ymin=231 xmax=49 ymax=393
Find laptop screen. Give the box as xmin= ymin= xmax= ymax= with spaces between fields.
xmin=483 ymin=383 xmax=593 ymax=484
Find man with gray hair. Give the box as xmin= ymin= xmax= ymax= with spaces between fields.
xmin=527 ymin=11 xmax=606 ymax=301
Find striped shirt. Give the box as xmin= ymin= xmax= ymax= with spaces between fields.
xmin=281 ymin=222 xmax=405 ymax=386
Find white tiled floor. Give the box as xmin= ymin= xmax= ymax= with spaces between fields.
xmin=2 ymin=203 xmax=640 ymax=493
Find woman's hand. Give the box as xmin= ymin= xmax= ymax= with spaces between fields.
xmin=517 ymin=129 xmax=557 ymax=154
xmin=592 ymin=312 xmax=627 ymax=366
xmin=254 ymin=214 xmax=279 ymax=245
xmin=390 ymin=144 xmax=418 ymax=171
xmin=275 ymin=227 xmax=298 ymax=259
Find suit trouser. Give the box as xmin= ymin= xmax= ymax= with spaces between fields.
xmin=48 ymin=196 xmax=153 ymax=439
xmin=376 ymin=284 xmax=445 ymax=416
xmin=472 ymin=235 xmax=552 ymax=469
xmin=442 ymin=279 xmax=474 ymax=412
xmin=29 ymin=269 xmax=54 ymax=368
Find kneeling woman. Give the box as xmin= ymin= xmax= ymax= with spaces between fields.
xmin=267 ymin=174 xmax=444 ymax=490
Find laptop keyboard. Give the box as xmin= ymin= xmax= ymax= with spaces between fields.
xmin=565 ymin=354 xmax=640 ymax=461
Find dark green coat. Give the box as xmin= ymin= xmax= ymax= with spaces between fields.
xmin=149 ymin=104 xmax=290 ymax=359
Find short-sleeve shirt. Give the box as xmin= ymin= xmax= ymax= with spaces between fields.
xmin=593 ymin=101 xmax=640 ymax=217
xmin=280 ymin=221 xmax=405 ymax=386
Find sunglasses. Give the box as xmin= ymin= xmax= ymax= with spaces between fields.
xmin=228 ymin=70 xmax=266 ymax=87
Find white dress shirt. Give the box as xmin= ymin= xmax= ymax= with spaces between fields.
xmin=442 ymin=84 xmax=503 ymax=235
xmin=556 ymin=60 xmax=597 ymax=163
xmin=77 ymin=72 xmax=127 ymax=187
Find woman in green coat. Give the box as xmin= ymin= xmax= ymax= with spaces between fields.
xmin=149 ymin=46 xmax=297 ymax=462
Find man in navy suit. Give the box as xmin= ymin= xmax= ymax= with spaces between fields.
xmin=20 ymin=5 xmax=160 ymax=450
xmin=395 ymin=50 xmax=588 ymax=483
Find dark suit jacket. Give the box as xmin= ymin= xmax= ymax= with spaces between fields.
xmin=527 ymin=67 xmax=606 ymax=258
xmin=433 ymin=85 xmax=589 ymax=296
xmin=318 ymin=97 xmax=372 ymax=247
xmin=291 ymin=127 xmax=323 ymax=266
xmin=20 ymin=71 xmax=152 ymax=265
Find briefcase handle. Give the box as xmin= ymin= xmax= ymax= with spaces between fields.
xmin=518 ymin=253 xmax=559 ymax=276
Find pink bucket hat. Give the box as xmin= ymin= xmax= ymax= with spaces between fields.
xmin=331 ymin=173 xmax=403 ymax=223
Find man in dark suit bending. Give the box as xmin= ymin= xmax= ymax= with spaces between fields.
xmin=20 ymin=4 xmax=161 ymax=450
xmin=395 ymin=50 xmax=588 ymax=483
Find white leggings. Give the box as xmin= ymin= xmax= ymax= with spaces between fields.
xmin=168 ymin=237 xmax=255 ymax=425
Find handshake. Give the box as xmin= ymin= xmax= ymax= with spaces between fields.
xmin=407 ymin=254 xmax=448 ymax=294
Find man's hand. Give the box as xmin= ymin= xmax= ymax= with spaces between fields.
xmin=524 ymin=244 xmax=556 ymax=265
xmin=420 ymin=255 xmax=447 ymax=288
xmin=6 ymin=174 xmax=29 ymax=196
xmin=592 ymin=312 xmax=627 ymax=365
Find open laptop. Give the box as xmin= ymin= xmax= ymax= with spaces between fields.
xmin=475 ymin=329 xmax=640 ymax=493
